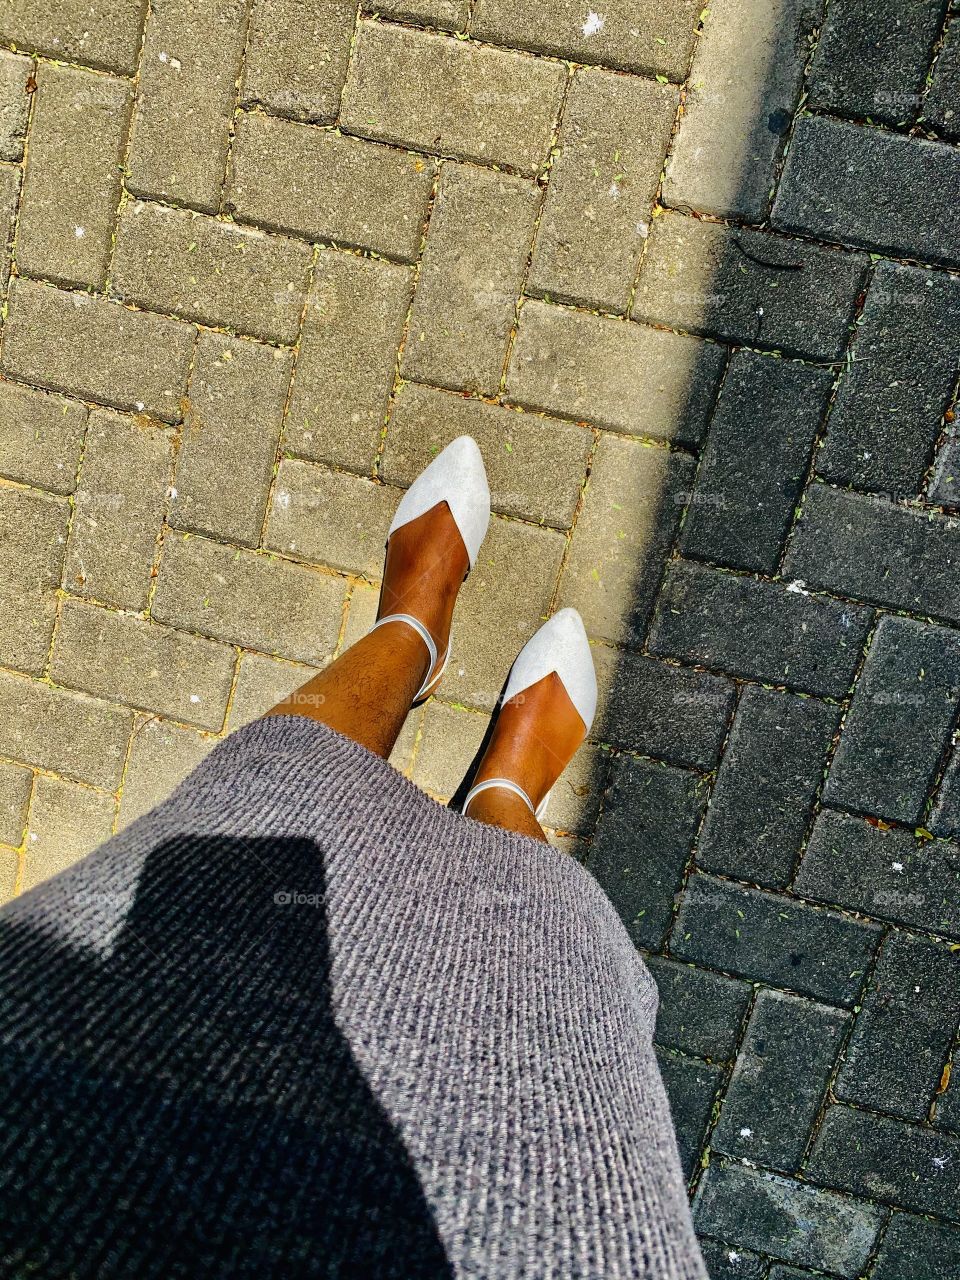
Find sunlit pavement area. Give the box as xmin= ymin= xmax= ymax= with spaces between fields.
xmin=1 ymin=0 xmax=959 ymax=1273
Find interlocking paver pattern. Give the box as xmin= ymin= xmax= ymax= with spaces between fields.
xmin=3 ymin=0 xmax=960 ymax=1269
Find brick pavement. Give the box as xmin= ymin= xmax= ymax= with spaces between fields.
xmin=0 ymin=0 xmax=958 ymax=1272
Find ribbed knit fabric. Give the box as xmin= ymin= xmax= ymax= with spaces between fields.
xmin=0 ymin=716 xmax=707 ymax=1279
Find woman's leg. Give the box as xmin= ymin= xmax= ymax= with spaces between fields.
xmin=464 ymin=672 xmax=587 ymax=844
xmin=263 ymin=503 xmax=468 ymax=759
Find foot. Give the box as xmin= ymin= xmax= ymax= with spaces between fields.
xmin=464 ymin=671 xmax=587 ymax=835
xmin=377 ymin=501 xmax=470 ymax=694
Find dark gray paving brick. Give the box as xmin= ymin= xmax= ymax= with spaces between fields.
xmin=807 ymin=0 xmax=945 ymax=124
xmin=824 ymin=615 xmax=960 ymax=825
xmin=925 ymin=16 xmax=960 ymax=140
xmin=784 ymin=483 xmax=960 ymax=625
xmin=587 ymin=755 xmax=708 ymax=948
xmin=681 ymin=350 xmax=833 ymax=573
xmin=655 ymin=1048 xmax=722 ymax=1179
xmin=646 ymin=954 xmax=752 ymax=1062
xmin=773 ymin=115 xmax=960 ymax=267
xmin=713 ymin=989 xmax=848 ymax=1172
xmin=648 ymin=560 xmax=873 ymax=697
xmin=807 ymin=1104 xmax=960 ymax=1220
xmin=591 ymin=645 xmax=735 ymax=770
xmin=835 ymin=932 xmax=960 ymax=1123
xmin=698 ymin=687 xmax=839 ymax=888
xmin=932 ymin=746 xmax=960 ymax=837
xmin=872 ymin=1212 xmax=960 ymax=1280
xmin=632 ymin=211 xmax=869 ymax=361
xmin=796 ymin=808 xmax=960 ymax=940
xmin=672 ymin=873 xmax=881 ymax=1005
xmin=767 ymin=1268 xmax=822 ymax=1280
xmin=694 ymin=1160 xmax=885 ymax=1276
xmin=697 ymin=1237 xmax=768 ymax=1280
xmin=816 ymin=262 xmax=960 ymax=493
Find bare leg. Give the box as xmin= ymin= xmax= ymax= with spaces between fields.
xmin=263 ymin=503 xmax=469 ymax=759
xmin=465 ymin=672 xmax=587 ymax=844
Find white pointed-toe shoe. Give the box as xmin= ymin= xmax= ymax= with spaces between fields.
xmin=462 ymin=607 xmax=597 ymax=821
xmin=370 ymin=435 xmax=490 ymax=703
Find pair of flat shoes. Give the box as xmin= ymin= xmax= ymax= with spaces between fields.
xmin=371 ymin=437 xmax=597 ymax=822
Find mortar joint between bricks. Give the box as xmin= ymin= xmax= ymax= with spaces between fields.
xmin=921 ymin=365 xmax=960 ymax=502
xmin=372 ymin=160 xmax=441 ymax=480
xmin=544 ymin=425 xmax=602 ymax=618
xmin=915 ymin=1 xmax=957 ymax=136
xmin=100 ymin=0 xmax=152 ymax=294
xmin=493 ymin=68 xmax=572 ymax=400
xmin=217 ymin=0 xmax=257 ymax=220
xmin=762 ymin=0 xmax=830 ymax=221
xmin=774 ymin=259 xmax=878 ymax=579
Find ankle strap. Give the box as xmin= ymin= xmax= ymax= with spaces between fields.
xmin=462 ymin=777 xmax=536 ymax=817
xmin=369 ymin=613 xmax=438 ymax=702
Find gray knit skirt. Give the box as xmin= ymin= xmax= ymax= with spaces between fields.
xmin=0 ymin=716 xmax=707 ymax=1279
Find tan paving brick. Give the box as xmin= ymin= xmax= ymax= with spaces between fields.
xmin=226 ymin=651 xmax=321 ymax=730
xmin=284 ymin=249 xmax=412 ymax=473
xmin=0 ymin=381 xmax=87 ymax=495
xmin=265 ymin=460 xmax=398 ymax=577
xmin=241 ymin=0 xmax=356 ymax=123
xmin=505 ymin=299 xmax=725 ymax=445
xmin=52 ymin=598 xmax=236 ymax=730
xmin=0 ymin=50 xmax=33 ymax=162
xmin=0 ymin=484 xmax=70 ymax=675
xmin=2 ymin=278 xmax=195 ymax=422
xmin=128 ymin=0 xmax=247 ymax=213
xmin=0 ymin=0 xmax=147 ymax=75
xmin=472 ymin=0 xmax=701 ymax=79
xmin=22 ymin=773 xmax=116 ymax=893
xmin=402 ymin=163 xmax=539 ymax=395
xmin=16 ymin=63 xmax=132 ymax=289
xmin=228 ymin=112 xmax=433 ymax=262
xmin=118 ymin=714 xmax=218 ymax=828
xmin=338 ymin=582 xmax=378 ymax=652
xmin=0 ymin=671 xmax=132 ymax=787
xmin=377 ymin=0 xmax=467 ymax=32
xmin=112 ymin=202 xmax=313 ymax=344
xmin=382 ymin=381 xmax=591 ymax=529
xmin=0 ymin=759 xmax=31 ymax=847
xmin=340 ymin=21 xmax=566 ymax=176
xmin=412 ymin=700 xmax=487 ymax=800
xmin=663 ymin=0 xmax=818 ymax=221
xmin=152 ymin=530 xmax=346 ymax=663
xmin=557 ymin=433 xmax=693 ymax=645
xmin=170 ymin=332 xmax=292 ymax=545
xmin=529 ymin=69 xmax=677 ymax=311
xmin=64 ymin=409 xmax=174 ymax=611
xmin=445 ymin=514 xmax=565 ymax=710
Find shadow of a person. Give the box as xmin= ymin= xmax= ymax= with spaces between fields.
xmin=0 ymin=835 xmax=453 ymax=1279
